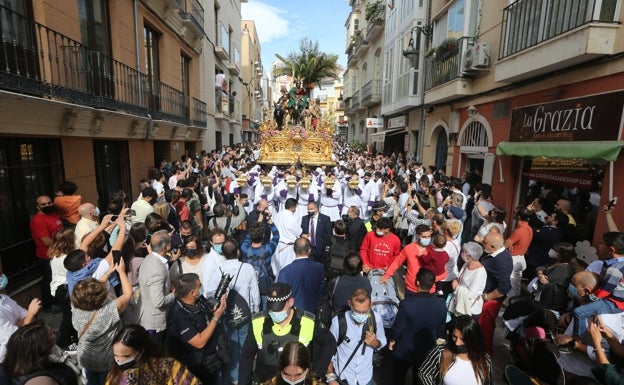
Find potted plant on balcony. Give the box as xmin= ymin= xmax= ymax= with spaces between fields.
xmin=365 ymin=1 xmax=384 ymax=23
xmin=435 ymin=38 xmax=459 ymax=61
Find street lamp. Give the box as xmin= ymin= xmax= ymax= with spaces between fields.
xmin=402 ymin=25 xmax=432 ymax=69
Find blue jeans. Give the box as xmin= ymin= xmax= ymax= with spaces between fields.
xmin=85 ymin=369 xmax=108 ymax=385
xmin=227 ymin=323 xmax=250 ymax=384
xmin=260 ymin=295 xmax=267 ymax=311
xmin=573 ymin=299 xmax=620 ymax=336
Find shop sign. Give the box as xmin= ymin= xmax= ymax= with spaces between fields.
xmin=387 ymin=115 xmax=406 ymax=129
xmin=366 ymin=118 xmax=384 ymax=129
xmin=522 ymin=169 xmax=594 ymax=189
xmin=509 ymin=91 xmax=624 ymax=142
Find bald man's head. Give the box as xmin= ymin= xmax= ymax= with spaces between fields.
xmin=571 ymin=271 xmax=599 ymax=303
xmin=483 ymin=232 xmax=504 ymax=253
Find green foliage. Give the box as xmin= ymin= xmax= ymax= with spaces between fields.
xmin=365 ymin=1 xmax=384 ymax=21
xmin=349 ymin=140 xmax=367 ymax=151
xmin=272 ymin=38 xmax=339 ymax=95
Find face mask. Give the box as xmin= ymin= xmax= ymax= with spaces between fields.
xmin=420 ymin=238 xmax=431 ymax=247
xmin=93 ymin=207 xmax=101 ymax=218
xmin=350 ymin=311 xmax=369 ymax=324
xmin=382 ymin=212 xmax=389 ymax=218
xmin=450 ymin=343 xmax=468 ymax=354
xmin=548 ymin=249 xmax=557 ymax=259
xmin=0 ymin=274 xmax=8 ymax=290
xmin=212 ymin=244 xmax=223 ymax=254
xmin=185 ymin=249 xmax=197 ymax=257
xmin=281 ymin=370 xmax=308 ymax=385
xmin=376 ymin=231 xmax=385 ymax=237
xmin=461 ymin=252 xmax=471 ymax=264
xmin=307 ymin=211 xmax=315 ymax=217
xmin=41 ymin=206 xmax=56 ymax=215
xmin=115 ymin=354 xmax=138 ymax=371
xmin=243 ymin=202 xmax=250 ymax=207
xmin=269 ymin=309 xmax=289 ymax=324
xmin=568 ymin=283 xmax=578 ymax=299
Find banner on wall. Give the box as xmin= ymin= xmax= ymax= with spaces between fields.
xmin=522 ymin=169 xmax=594 ymax=189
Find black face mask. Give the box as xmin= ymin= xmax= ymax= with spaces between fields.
xmin=449 ymin=343 xmax=468 ymax=354
xmin=185 ymin=249 xmax=198 ymax=257
xmin=115 ymin=356 xmax=137 ymax=371
xmin=307 ymin=211 xmax=315 ymax=217
xmin=41 ymin=206 xmax=56 ymax=215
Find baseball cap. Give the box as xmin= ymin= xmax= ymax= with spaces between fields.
xmin=448 ymin=205 xmax=464 ymax=220
xmin=371 ymin=201 xmax=388 ymax=212
xmin=266 ymin=282 xmax=292 ymax=311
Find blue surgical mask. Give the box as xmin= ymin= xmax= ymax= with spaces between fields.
xmin=94 ymin=207 xmax=101 ymax=218
xmin=0 ymin=274 xmax=8 ymax=290
xmin=420 ymin=238 xmax=431 ymax=247
xmin=568 ymin=283 xmax=578 ymax=299
xmin=382 ymin=212 xmax=389 ymax=218
xmin=213 ymin=244 xmax=223 ymax=254
xmin=350 ymin=311 xmax=369 ymax=324
xmin=269 ymin=310 xmax=289 ymax=324
xmin=376 ymin=231 xmax=385 ymax=237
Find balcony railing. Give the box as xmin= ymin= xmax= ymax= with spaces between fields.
xmin=349 ymin=90 xmax=360 ymax=111
xmin=0 ymin=5 xmax=204 ymax=127
xmin=361 ymin=79 xmax=381 ymax=106
xmin=191 ymin=97 xmax=207 ymax=127
xmin=424 ymin=37 xmax=474 ymax=90
xmin=500 ymin=0 xmax=618 ymax=59
xmin=179 ymin=0 xmax=204 ymax=34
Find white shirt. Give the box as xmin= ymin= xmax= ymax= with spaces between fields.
xmin=0 ymin=294 xmax=27 ymax=362
xmin=205 ymin=259 xmax=260 ymax=313
xmin=443 ymin=356 xmax=482 ymax=385
xmin=50 ymin=255 xmax=68 ymax=294
xmin=200 ymin=250 xmax=226 ymax=296
xmin=330 ymin=310 xmax=387 ymax=385
xmin=74 ymin=217 xmax=98 ymax=249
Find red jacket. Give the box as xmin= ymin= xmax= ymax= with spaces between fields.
xmin=360 ymin=231 xmax=401 ymax=270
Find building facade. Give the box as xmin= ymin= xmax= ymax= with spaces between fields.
xmin=0 ymin=0 xmax=246 ymax=289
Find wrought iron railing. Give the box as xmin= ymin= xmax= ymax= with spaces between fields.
xmin=424 ymin=37 xmax=474 ymax=90
xmin=361 ymin=79 xmax=381 ymax=105
xmin=180 ymin=0 xmax=204 ymax=34
xmin=500 ymin=0 xmax=619 ymax=58
xmin=191 ymin=97 xmax=207 ymax=127
xmin=350 ymin=90 xmax=360 ymax=111
xmin=0 ymin=5 xmax=204 ymax=126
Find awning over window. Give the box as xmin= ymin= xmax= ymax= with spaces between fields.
xmin=368 ymin=128 xmax=406 ymax=143
xmin=496 ymin=141 xmax=624 ymax=162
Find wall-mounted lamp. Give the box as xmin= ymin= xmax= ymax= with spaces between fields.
xmin=402 ymin=24 xmax=433 ymax=69
xmin=467 ymin=105 xmax=478 ymax=117
xmin=337 ymin=92 xmax=343 ymax=101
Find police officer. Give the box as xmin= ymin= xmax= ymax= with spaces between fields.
xmin=238 ymin=282 xmax=336 ymax=385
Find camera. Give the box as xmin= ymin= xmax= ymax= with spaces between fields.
xmin=341 ymin=214 xmax=352 ymax=225
xmin=440 ymin=187 xmax=453 ymax=201
xmin=206 ymin=273 xmax=232 ymax=309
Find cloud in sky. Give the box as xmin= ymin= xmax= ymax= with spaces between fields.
xmin=242 ymin=2 xmax=290 ymax=43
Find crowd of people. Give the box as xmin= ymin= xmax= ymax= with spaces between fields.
xmin=0 ymin=139 xmax=622 ymax=385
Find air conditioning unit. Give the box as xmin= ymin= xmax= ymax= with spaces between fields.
xmin=462 ymin=42 xmax=491 ymax=73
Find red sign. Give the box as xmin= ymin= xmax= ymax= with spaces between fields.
xmin=522 ymin=170 xmax=594 ymax=189
xmin=509 ymin=90 xmax=624 ymax=142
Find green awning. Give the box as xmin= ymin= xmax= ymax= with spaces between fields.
xmin=496 ymin=141 xmax=624 ymax=162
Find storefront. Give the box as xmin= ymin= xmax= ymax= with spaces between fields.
xmin=496 ymin=89 xmax=624 ymax=255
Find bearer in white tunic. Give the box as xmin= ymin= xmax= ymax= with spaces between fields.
xmin=272 ymin=198 xmax=302 ymax=276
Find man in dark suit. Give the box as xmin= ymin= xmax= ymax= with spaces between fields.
xmin=246 ymin=198 xmax=271 ymax=243
xmin=300 ymin=202 xmax=332 ymax=263
xmin=479 ymin=231 xmax=513 ymax=355
xmin=389 ymin=267 xmax=447 ymax=385
xmin=345 ymin=205 xmax=367 ymax=252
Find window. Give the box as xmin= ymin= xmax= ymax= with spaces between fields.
xmin=78 ymin=0 xmax=111 ymax=54
xmin=181 ymin=53 xmax=190 ymax=119
xmin=144 ymin=25 xmax=160 ymax=82
xmin=93 ymin=140 xmax=131 ymax=210
xmin=460 ymin=121 xmax=488 ymax=147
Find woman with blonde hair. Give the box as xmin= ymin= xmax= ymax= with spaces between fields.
xmin=48 ymin=228 xmax=78 ymax=349
xmin=72 ymin=257 xmax=132 ymax=385
xmin=437 ymin=220 xmax=463 ymax=298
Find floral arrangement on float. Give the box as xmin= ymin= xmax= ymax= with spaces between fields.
xmin=289 ymin=125 xmax=308 ymax=139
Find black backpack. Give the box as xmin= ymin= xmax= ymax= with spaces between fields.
xmin=224 ymin=264 xmax=251 ymax=329
xmin=242 ymin=246 xmax=275 ymax=295
xmin=336 ymin=310 xmax=377 ymax=346
xmin=326 ymin=236 xmax=349 ymax=275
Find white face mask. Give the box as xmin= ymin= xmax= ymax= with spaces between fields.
xmin=548 ymin=249 xmax=558 ymax=259
xmin=281 ymin=370 xmax=308 ymax=385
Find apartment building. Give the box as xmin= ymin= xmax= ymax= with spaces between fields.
xmin=348 ymin=0 xmax=624 ymax=247
xmin=0 ymin=0 xmax=245 ymax=288
xmin=343 ymin=0 xmax=386 ymax=147
xmin=241 ymin=20 xmax=264 ymax=142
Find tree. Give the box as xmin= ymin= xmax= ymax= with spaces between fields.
xmin=272 ymin=38 xmax=339 ymax=97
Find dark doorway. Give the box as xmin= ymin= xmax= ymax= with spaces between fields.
xmin=93 ymin=140 xmax=131 ymax=210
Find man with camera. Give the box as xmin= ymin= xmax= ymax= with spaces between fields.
xmin=167 ymin=272 xmax=227 ymax=383
xmin=326 ymin=288 xmax=386 ymax=385
xmin=238 ymin=282 xmax=336 ymax=385
xmin=204 ymin=238 xmax=259 ymax=385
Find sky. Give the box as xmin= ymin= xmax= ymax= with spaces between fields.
xmin=241 ymin=0 xmax=351 ymax=72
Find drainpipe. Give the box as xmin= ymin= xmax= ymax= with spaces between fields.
xmin=133 ymin=0 xmax=143 ymax=108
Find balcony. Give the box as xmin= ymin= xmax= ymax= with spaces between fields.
xmin=496 ymin=0 xmax=619 ymax=83
xmin=0 ymin=5 xmax=203 ymax=128
xmin=361 ymin=79 xmax=381 ymax=107
xmin=423 ymin=37 xmax=474 ymax=104
xmin=179 ymin=0 xmax=204 ymax=36
xmin=215 ymin=21 xmax=230 ymax=60
xmin=353 ymin=34 xmax=369 ymax=57
xmin=365 ymin=10 xmax=385 ymax=41
xmin=191 ymin=97 xmax=207 ymax=127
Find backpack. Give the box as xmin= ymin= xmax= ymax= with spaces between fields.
xmin=242 ymin=246 xmax=275 ymax=295
xmin=224 ymin=263 xmax=251 ymax=329
xmin=212 ymin=216 xmax=232 ymax=236
xmin=336 ymin=309 xmax=376 ymax=346
xmin=326 ymin=237 xmax=349 ymax=276
xmin=368 ymin=269 xmax=399 ymax=328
